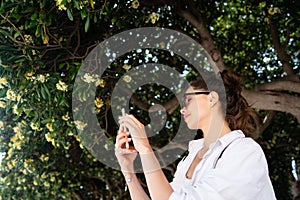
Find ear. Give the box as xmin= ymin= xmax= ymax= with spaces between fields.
xmin=209 ymin=91 xmax=219 ymax=107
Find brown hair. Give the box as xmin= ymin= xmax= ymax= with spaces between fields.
xmin=190 ymin=70 xmax=256 ymax=137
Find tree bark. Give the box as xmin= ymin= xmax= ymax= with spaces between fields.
xmin=256 ymin=79 xmax=300 ymax=93
xmin=242 ymin=89 xmax=300 ymax=122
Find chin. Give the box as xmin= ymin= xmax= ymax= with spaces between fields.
xmin=187 ymin=123 xmax=198 ymax=130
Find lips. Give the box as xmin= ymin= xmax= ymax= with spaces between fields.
xmin=184 ymin=114 xmax=190 ymax=120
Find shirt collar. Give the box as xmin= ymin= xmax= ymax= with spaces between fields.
xmin=217 ymin=130 xmax=245 ymax=147
xmin=188 ymin=130 xmax=245 ymax=151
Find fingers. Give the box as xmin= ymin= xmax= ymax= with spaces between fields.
xmin=116 ymin=132 xmax=130 ymax=148
xmin=118 ymin=115 xmax=145 ymax=137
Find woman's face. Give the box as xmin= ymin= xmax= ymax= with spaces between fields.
xmin=180 ymin=87 xmax=211 ymax=130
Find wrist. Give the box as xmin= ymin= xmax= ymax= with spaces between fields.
xmin=138 ymin=146 xmax=153 ymax=154
xmin=124 ymin=173 xmax=133 ymax=183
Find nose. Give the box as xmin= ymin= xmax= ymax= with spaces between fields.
xmin=180 ymin=107 xmax=186 ymax=115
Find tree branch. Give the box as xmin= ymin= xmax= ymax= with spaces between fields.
xmin=255 ymin=111 xmax=277 ymax=138
xmin=175 ymin=8 xmax=226 ymax=72
xmin=242 ymin=89 xmax=300 ymax=123
xmin=268 ymin=20 xmax=296 ymax=77
xmin=256 ymin=79 xmax=300 ymax=93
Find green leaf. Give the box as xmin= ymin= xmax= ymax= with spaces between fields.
xmin=85 ymin=16 xmax=90 ymax=32
xmin=41 ymin=85 xmax=47 ymax=100
xmin=67 ymin=9 xmax=73 ymax=21
xmin=0 ymin=29 xmax=11 ymax=37
xmin=35 ymin=25 xmax=41 ymax=37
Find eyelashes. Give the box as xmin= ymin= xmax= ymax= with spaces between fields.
xmin=183 ymin=97 xmax=192 ymax=107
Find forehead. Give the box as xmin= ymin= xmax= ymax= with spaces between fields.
xmin=185 ymin=87 xmax=194 ymax=93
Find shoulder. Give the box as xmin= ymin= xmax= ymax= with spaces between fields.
xmin=224 ymin=130 xmax=263 ymax=154
xmin=227 ymin=136 xmax=267 ymax=165
xmin=236 ymin=137 xmax=263 ymax=152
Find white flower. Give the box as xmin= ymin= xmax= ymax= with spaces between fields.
xmin=36 ymin=74 xmax=46 ymax=83
xmin=83 ymin=73 xmax=96 ymax=83
xmin=74 ymin=120 xmax=87 ymax=131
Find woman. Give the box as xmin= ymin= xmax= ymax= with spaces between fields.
xmin=115 ymin=70 xmax=277 ymax=200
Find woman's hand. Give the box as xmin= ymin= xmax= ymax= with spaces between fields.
xmin=115 ymin=124 xmax=137 ymax=174
xmin=119 ymin=115 xmax=152 ymax=154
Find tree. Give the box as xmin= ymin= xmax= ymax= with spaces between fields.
xmin=0 ymin=0 xmax=299 ymax=199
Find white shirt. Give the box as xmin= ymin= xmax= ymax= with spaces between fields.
xmin=169 ymin=130 xmax=277 ymax=200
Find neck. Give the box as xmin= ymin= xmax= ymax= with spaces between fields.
xmin=201 ymin=109 xmax=231 ymax=147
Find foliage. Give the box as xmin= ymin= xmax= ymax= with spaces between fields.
xmin=0 ymin=0 xmax=299 ymax=199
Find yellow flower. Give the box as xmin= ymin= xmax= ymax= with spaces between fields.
xmin=15 ymin=141 xmax=22 ymax=150
xmin=64 ymin=142 xmax=71 ymax=150
xmin=24 ymin=159 xmax=33 ymax=169
xmin=50 ymin=176 xmax=56 ymax=182
xmin=95 ymin=78 xmax=106 ymax=87
xmin=122 ymin=64 xmax=131 ymax=71
xmin=94 ymin=97 xmax=104 ymax=108
xmin=123 ymin=75 xmax=132 ymax=83
xmin=30 ymin=123 xmax=39 ymax=130
xmin=25 ymin=71 xmax=34 ymax=79
xmin=0 ymin=100 xmax=6 ymax=108
xmin=56 ymin=80 xmax=68 ymax=91
xmin=0 ymin=121 xmax=4 ymax=130
xmin=62 ymin=112 xmax=70 ymax=121
xmin=55 ymin=0 xmax=67 ymax=10
xmin=44 ymin=181 xmax=50 ymax=187
xmin=268 ymin=7 xmax=280 ymax=15
xmin=74 ymin=135 xmax=81 ymax=142
xmin=33 ymin=180 xmax=38 ymax=186
xmin=68 ymin=131 xmax=74 ymax=136
xmin=46 ymin=123 xmax=53 ymax=131
xmin=0 ymin=77 xmax=8 ymax=88
xmin=146 ymin=12 xmax=159 ymax=24
xmin=6 ymin=89 xmax=17 ymax=101
xmin=6 ymin=148 xmax=13 ymax=160
xmin=45 ymin=133 xmax=55 ymax=146
xmin=41 ymin=172 xmax=47 ymax=179
xmin=132 ymin=0 xmax=139 ymax=9
xmin=10 ymin=134 xmax=18 ymax=143
xmin=22 ymin=169 xmax=28 ymax=175
xmin=40 ymin=154 xmax=49 ymax=162
xmin=12 ymin=104 xmax=21 ymax=115
xmin=13 ymin=126 xmax=21 ymax=134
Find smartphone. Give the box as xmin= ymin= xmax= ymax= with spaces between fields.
xmin=121 ymin=108 xmax=134 ymax=148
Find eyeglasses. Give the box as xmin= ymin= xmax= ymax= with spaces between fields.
xmin=182 ymin=91 xmax=210 ymax=107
